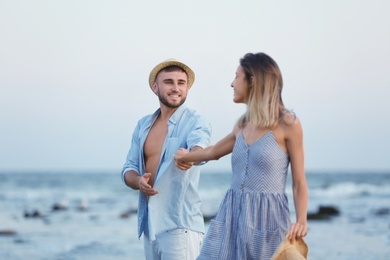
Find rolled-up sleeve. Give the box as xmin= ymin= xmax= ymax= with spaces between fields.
xmin=187 ymin=115 xmax=212 ymax=150
xmin=186 ymin=114 xmax=212 ymax=165
xmin=121 ymin=121 xmax=142 ymax=183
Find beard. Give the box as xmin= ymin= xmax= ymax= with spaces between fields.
xmin=157 ymin=91 xmax=187 ymax=108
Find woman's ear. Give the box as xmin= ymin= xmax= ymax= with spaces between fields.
xmin=249 ymin=76 xmax=254 ymax=88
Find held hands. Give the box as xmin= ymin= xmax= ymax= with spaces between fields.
xmin=138 ymin=173 xmax=158 ymax=196
xmin=287 ymin=221 xmax=307 ymax=242
xmin=174 ymin=148 xmax=194 ymax=170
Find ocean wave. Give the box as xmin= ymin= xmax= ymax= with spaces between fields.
xmin=308 ymin=182 xmax=390 ymax=198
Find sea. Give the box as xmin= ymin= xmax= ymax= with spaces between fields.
xmin=1 ymin=170 xmax=389 ymax=260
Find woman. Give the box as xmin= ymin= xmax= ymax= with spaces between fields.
xmin=174 ymin=52 xmax=308 ymax=259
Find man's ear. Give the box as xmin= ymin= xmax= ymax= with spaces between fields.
xmin=151 ymin=82 xmax=158 ymax=94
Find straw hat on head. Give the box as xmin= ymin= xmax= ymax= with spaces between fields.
xmin=148 ymin=58 xmax=195 ymax=90
xmin=271 ymin=236 xmax=309 ymax=260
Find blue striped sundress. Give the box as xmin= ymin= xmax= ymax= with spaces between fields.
xmin=197 ymin=131 xmax=291 ymax=260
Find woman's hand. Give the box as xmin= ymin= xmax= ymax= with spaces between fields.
xmin=287 ymin=221 xmax=307 ymax=241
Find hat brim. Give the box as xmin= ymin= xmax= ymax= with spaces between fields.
xmin=148 ymin=59 xmax=195 ymax=90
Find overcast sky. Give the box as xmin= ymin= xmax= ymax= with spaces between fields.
xmin=1 ymin=0 xmax=389 ymax=173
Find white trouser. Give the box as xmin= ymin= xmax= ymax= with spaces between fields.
xmin=143 ymin=228 xmax=204 ymax=260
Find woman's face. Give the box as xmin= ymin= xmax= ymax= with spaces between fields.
xmin=231 ymin=65 xmax=249 ymax=104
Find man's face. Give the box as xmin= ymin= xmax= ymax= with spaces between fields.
xmin=153 ymin=70 xmax=189 ymax=108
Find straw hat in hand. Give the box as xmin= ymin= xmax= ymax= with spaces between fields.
xmin=271 ymin=236 xmax=309 ymax=260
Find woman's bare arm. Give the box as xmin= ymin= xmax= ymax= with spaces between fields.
xmin=175 ymin=131 xmax=236 ymax=170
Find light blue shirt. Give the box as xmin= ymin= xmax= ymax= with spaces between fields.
xmin=121 ymin=105 xmax=212 ymax=241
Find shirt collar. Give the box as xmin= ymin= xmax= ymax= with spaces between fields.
xmin=151 ymin=105 xmax=187 ymax=125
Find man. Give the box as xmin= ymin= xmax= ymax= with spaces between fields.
xmin=121 ymin=59 xmax=212 ymax=260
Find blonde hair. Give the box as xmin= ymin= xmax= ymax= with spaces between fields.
xmin=237 ymin=52 xmax=287 ymax=129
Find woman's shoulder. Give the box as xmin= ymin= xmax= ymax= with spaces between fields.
xmin=276 ymin=110 xmax=302 ymax=134
xmin=232 ymin=123 xmax=242 ymax=137
xmin=281 ymin=110 xmax=298 ymax=125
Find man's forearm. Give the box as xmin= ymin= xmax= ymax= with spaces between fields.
xmin=124 ymin=170 xmax=141 ymax=190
